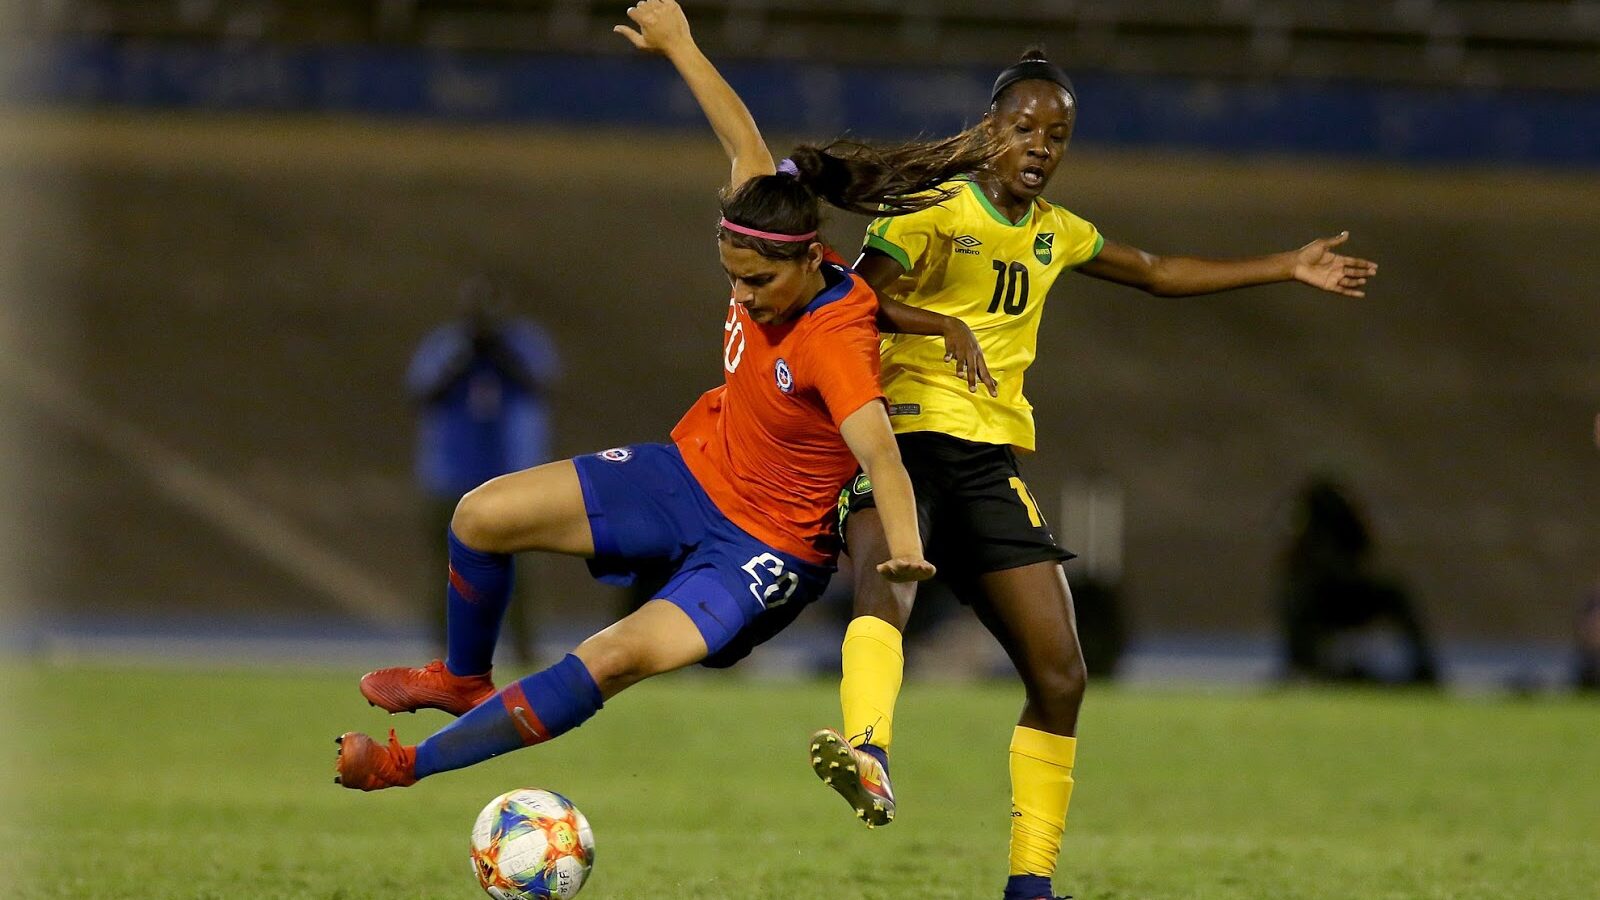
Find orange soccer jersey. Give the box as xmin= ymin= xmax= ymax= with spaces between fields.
xmin=672 ymin=257 xmax=885 ymax=564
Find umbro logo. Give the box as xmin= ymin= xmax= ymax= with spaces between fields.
xmin=953 ymin=234 xmax=982 ymax=256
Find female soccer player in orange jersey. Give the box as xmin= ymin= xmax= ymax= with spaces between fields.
xmin=330 ymin=1 xmax=1010 ymax=793
xmin=813 ymin=48 xmax=1379 ymax=900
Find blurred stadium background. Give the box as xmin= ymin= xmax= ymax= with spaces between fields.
xmin=0 ymin=0 xmax=1596 ymax=685
xmin=3 ymin=4 xmax=1599 ymax=900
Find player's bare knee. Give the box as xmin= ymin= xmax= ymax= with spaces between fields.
xmin=451 ymin=482 xmax=512 ymax=551
xmin=572 ymin=637 xmax=650 ymax=697
xmin=1030 ymin=652 xmax=1088 ymax=721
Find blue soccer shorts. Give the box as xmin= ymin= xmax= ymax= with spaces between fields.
xmin=571 ymin=443 xmax=833 ymax=668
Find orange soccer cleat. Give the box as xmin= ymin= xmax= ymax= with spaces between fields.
xmin=334 ymin=730 xmax=418 ymax=791
xmin=359 ymin=659 xmax=496 ymax=716
xmin=808 ymin=728 xmax=896 ymax=828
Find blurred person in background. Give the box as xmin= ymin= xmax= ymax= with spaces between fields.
xmin=1278 ymin=478 xmax=1439 ymax=685
xmin=409 ymin=274 xmax=561 ymax=667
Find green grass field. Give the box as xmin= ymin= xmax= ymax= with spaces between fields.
xmin=2 ymin=663 xmax=1596 ymax=899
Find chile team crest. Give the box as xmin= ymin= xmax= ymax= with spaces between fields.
xmin=774 ymin=358 xmax=794 ymax=393
xmin=597 ymin=447 xmax=633 ymax=463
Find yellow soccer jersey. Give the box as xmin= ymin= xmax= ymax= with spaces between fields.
xmin=863 ymin=179 xmax=1103 ymax=451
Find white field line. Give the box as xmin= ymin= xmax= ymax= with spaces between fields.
xmin=0 ymin=352 xmax=408 ymax=623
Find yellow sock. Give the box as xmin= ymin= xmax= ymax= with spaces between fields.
xmin=1008 ymin=726 xmax=1077 ymax=877
xmin=839 ymin=615 xmax=904 ymax=751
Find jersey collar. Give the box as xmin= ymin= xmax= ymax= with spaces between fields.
xmin=969 ymin=180 xmax=1035 ymax=228
xmin=801 ymin=261 xmax=854 ymax=315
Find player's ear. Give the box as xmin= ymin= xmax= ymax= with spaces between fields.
xmin=805 ymin=241 xmax=825 ymax=272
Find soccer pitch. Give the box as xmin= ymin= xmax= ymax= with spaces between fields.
xmin=2 ymin=663 xmax=1595 ymax=899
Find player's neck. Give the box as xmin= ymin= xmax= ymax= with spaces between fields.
xmin=774 ymin=268 xmax=828 ymax=325
xmin=977 ymin=175 xmax=1033 ymax=223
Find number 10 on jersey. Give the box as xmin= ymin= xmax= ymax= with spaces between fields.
xmin=989 ymin=260 xmax=1030 ymax=315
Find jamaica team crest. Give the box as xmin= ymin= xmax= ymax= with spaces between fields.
xmin=1034 ymin=232 xmax=1054 ymax=264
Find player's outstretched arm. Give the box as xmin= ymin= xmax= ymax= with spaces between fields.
xmin=615 ymin=0 xmax=774 ymax=189
xmin=838 ymin=401 xmax=935 ymax=584
xmin=1078 ymin=230 xmax=1378 ymax=298
xmin=856 ymin=249 xmax=998 ymax=396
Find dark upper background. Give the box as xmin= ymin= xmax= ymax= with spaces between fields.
xmin=0 ymin=0 xmax=1595 ymax=646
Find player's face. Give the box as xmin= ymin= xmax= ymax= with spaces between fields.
xmin=718 ymin=241 xmax=823 ymax=325
xmin=986 ymin=82 xmax=1075 ymax=202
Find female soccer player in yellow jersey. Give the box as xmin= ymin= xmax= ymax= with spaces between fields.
xmin=812 ymin=49 xmax=1379 ymax=900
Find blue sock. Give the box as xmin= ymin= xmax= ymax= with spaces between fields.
xmin=415 ymin=654 xmax=603 ymax=779
xmin=1003 ymin=875 xmax=1054 ymax=900
xmin=444 ymin=528 xmax=512 ymax=677
xmin=856 ymin=743 xmax=890 ymax=774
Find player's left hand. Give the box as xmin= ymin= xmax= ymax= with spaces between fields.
xmin=1292 ymin=231 xmax=1378 ymax=298
xmin=877 ymin=556 xmax=936 ymax=583
xmin=614 ymin=0 xmax=693 ymax=55
xmin=942 ymin=318 xmax=999 ymax=397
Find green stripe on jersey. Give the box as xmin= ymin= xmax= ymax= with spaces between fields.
xmin=863 ymin=233 xmax=912 ymax=271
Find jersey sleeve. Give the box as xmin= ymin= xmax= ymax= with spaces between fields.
xmin=1054 ymin=207 xmax=1106 ymax=268
xmin=861 ymin=202 xmax=946 ymax=273
xmin=801 ymin=295 xmax=887 ymax=429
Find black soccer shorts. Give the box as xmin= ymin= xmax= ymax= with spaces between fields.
xmin=837 ymin=430 xmax=1073 ymax=579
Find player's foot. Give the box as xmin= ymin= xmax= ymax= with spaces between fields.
xmin=808 ymin=728 xmax=895 ymax=828
xmin=359 ymin=658 xmax=495 ymax=716
xmin=333 ymin=729 xmax=417 ymax=791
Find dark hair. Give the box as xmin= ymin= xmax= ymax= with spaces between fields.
xmin=718 ymin=127 xmax=1007 ymax=261
xmin=990 ymin=46 xmax=1076 ymax=109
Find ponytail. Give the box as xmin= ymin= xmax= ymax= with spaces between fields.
xmin=718 ymin=126 xmax=1007 ymax=261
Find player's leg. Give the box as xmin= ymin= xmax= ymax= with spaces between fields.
xmin=449 ymin=459 xmax=595 ymax=557
xmin=841 ymin=504 xmax=918 ymax=750
xmin=947 ymin=446 xmax=1082 ymax=900
xmin=361 ymin=459 xmax=594 ymax=715
xmin=812 ymin=468 xmax=933 ymax=827
xmin=969 ymin=562 xmax=1087 ymax=900
xmin=336 ymin=598 xmax=708 ymax=791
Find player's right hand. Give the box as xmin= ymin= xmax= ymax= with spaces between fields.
xmin=877 ymin=556 xmax=936 ymax=583
xmin=614 ymin=0 xmax=693 ymax=55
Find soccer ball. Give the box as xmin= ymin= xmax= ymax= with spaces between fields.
xmin=470 ymin=789 xmax=595 ymax=900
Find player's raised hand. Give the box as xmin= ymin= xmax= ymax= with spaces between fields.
xmin=614 ymin=0 xmax=694 ymax=55
xmin=877 ymin=556 xmax=936 ymax=583
xmin=1292 ymin=231 xmax=1378 ymax=298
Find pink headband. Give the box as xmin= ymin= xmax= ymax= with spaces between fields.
xmin=718 ymin=217 xmax=817 ymax=243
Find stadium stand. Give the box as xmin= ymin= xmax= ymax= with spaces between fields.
xmin=13 ymin=0 xmax=1600 ymax=90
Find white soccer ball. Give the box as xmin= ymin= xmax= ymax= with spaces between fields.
xmin=470 ymin=789 xmax=596 ymax=900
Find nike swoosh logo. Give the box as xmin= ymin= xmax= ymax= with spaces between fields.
xmin=511 ymin=706 xmax=537 ymax=739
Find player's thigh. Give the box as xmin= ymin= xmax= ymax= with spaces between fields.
xmin=951 ymin=465 xmax=1071 ymax=576
xmin=969 ymin=562 xmax=1087 ymax=724
xmin=840 ymin=472 xmax=933 ymax=630
xmin=452 ymin=459 xmax=593 ymax=556
xmin=677 ymin=536 xmax=833 ymax=669
xmin=573 ymin=599 xmax=708 ymax=699
xmin=844 ymin=507 xmax=919 ymax=629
